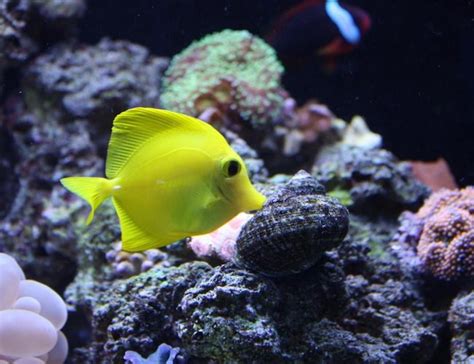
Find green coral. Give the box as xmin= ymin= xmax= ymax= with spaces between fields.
xmin=161 ymin=29 xmax=286 ymax=127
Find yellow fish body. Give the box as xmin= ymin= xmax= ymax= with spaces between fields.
xmin=61 ymin=107 xmax=266 ymax=251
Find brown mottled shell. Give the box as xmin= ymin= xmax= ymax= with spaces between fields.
xmin=235 ymin=170 xmax=349 ymax=276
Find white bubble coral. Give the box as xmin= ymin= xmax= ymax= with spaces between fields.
xmin=0 ymin=253 xmax=68 ymax=364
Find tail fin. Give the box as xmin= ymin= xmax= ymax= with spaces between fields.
xmin=60 ymin=177 xmax=113 ymax=224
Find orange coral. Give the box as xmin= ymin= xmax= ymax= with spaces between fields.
xmin=416 ymin=187 xmax=474 ymax=281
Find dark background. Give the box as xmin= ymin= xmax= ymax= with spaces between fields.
xmin=80 ymin=0 xmax=474 ymax=185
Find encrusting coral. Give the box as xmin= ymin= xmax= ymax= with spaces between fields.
xmin=392 ymin=187 xmax=474 ymax=282
xmin=0 ymin=253 xmax=68 ymax=364
xmin=161 ymin=29 xmax=288 ymax=128
xmin=416 ymin=187 xmax=474 ymax=281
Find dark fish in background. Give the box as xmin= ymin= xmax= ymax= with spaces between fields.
xmin=266 ymin=0 xmax=371 ymax=68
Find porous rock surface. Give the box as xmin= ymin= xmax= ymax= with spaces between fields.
xmin=66 ymin=207 xmax=444 ymax=363
xmin=312 ymin=145 xmax=430 ymax=214
xmin=448 ymin=290 xmax=474 ymax=363
xmin=0 ymin=97 xmax=101 ymax=290
xmin=23 ymin=38 xmax=168 ymax=126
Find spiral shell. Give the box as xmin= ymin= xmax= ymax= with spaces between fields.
xmin=235 ymin=170 xmax=349 ymax=276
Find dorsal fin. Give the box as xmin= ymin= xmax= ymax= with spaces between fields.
xmin=105 ymin=107 xmax=224 ymax=179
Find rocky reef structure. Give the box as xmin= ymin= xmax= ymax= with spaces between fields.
xmin=69 ymin=262 xmax=212 ymax=362
xmin=235 ymin=171 xmax=349 ymax=276
xmin=161 ymin=29 xmax=288 ymax=129
xmin=0 ymin=95 xmax=101 ymax=290
xmin=0 ymin=0 xmax=85 ymax=74
xmin=0 ymin=36 xmax=171 ymax=290
xmin=0 ymin=0 xmax=38 ymax=68
xmin=394 ymin=187 xmax=474 ymax=281
xmin=0 ymin=253 xmax=68 ymax=363
xmin=448 ymin=290 xmax=474 ymax=363
xmin=0 ymin=125 xmax=19 ymax=219
xmin=63 ymin=170 xmax=445 ymax=363
xmin=23 ymin=38 xmax=168 ymax=150
xmin=312 ymin=144 xmax=430 ymax=214
xmin=67 ymin=248 xmax=444 ymax=363
xmin=0 ymin=8 xmax=468 ymax=362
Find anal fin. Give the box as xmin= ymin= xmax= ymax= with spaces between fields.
xmin=112 ymin=198 xmax=157 ymax=252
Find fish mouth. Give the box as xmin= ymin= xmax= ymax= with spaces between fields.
xmin=217 ymin=184 xmax=232 ymax=203
xmin=244 ymin=191 xmax=266 ymax=212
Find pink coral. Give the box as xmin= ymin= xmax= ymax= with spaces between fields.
xmin=415 ymin=187 xmax=474 ymax=281
xmin=189 ymin=213 xmax=253 ymax=262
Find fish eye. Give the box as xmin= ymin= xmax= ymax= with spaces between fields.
xmin=223 ymin=159 xmax=241 ymax=178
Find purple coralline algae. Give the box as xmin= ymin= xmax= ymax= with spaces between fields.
xmin=161 ymin=29 xmax=288 ymax=128
xmin=312 ymin=144 xmax=430 ymax=214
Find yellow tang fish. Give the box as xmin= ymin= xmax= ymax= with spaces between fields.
xmin=61 ymin=107 xmax=266 ymax=252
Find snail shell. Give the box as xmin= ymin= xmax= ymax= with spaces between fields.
xmin=235 ymin=170 xmax=349 ymax=276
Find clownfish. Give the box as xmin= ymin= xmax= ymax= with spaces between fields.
xmin=266 ymin=0 xmax=371 ymax=67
